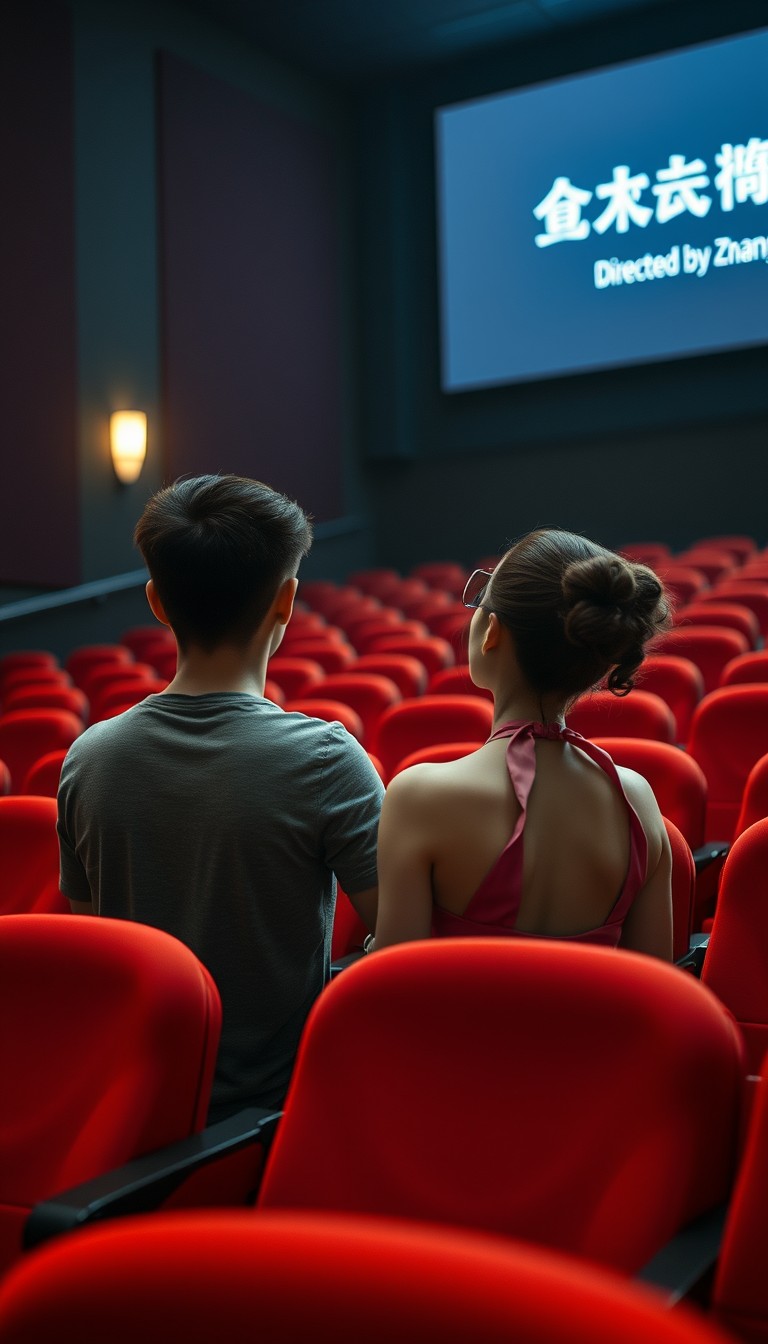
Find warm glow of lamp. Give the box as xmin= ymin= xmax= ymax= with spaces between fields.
xmin=110 ymin=411 xmax=147 ymax=484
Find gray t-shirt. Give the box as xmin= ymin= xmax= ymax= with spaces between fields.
xmin=57 ymin=693 xmax=383 ymax=1114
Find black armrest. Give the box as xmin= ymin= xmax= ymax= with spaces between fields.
xmin=330 ymin=949 xmax=366 ymax=978
xmin=24 ymin=1106 xmax=280 ymax=1251
xmin=636 ymin=1203 xmax=726 ymax=1304
xmin=675 ymin=933 xmax=710 ymax=977
xmin=693 ymin=843 xmax=730 ymax=873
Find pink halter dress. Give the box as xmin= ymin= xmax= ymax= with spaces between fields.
xmin=431 ymin=719 xmax=648 ymax=948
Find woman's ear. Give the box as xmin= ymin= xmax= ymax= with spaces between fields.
xmin=481 ymin=611 xmax=502 ymax=655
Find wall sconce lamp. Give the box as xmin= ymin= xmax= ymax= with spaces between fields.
xmin=110 ymin=411 xmax=147 ymax=484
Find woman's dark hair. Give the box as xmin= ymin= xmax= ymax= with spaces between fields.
xmin=135 ymin=475 xmax=313 ymax=651
xmin=486 ymin=528 xmax=670 ymax=700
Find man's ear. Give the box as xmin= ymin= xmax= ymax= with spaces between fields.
xmin=145 ymin=579 xmax=171 ymax=628
xmin=274 ymin=576 xmax=298 ymax=627
xmin=481 ymin=611 xmax=502 ymax=655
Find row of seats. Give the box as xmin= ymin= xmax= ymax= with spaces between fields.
xmin=0 ymin=918 xmax=766 ymax=1341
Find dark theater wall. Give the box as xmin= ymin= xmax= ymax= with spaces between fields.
xmin=358 ymin=0 xmax=768 ymax=567
xmin=0 ymin=2 xmax=80 ymax=588
xmin=157 ymin=54 xmax=345 ymax=522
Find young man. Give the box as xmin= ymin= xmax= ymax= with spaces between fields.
xmin=57 ymin=475 xmax=383 ymax=1117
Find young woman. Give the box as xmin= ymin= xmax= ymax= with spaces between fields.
xmin=375 ymin=528 xmax=673 ymax=958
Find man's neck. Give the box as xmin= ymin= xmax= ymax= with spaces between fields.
xmin=162 ymin=642 xmax=269 ymax=698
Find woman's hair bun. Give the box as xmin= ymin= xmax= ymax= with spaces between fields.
xmin=561 ymin=554 xmax=669 ymax=693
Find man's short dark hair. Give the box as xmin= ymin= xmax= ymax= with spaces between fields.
xmin=134 ymin=475 xmax=313 ymax=651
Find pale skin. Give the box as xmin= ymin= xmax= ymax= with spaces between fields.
xmin=69 ymin=576 xmax=378 ymax=929
xmin=374 ymin=604 xmax=672 ymax=959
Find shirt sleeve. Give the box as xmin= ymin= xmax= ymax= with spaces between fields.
xmin=319 ymin=723 xmax=384 ymax=893
xmin=56 ymin=753 xmax=93 ymax=905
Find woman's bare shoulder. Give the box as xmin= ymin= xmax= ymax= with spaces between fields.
xmin=615 ymin=764 xmax=666 ymax=844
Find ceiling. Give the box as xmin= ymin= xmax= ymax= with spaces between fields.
xmin=178 ymin=0 xmax=682 ymax=83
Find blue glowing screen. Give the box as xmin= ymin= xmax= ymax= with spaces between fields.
xmin=436 ymin=27 xmax=768 ymax=390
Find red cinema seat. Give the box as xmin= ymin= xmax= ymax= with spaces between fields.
xmin=0 ymin=652 xmax=58 ymax=681
xmin=120 ymin=626 xmax=176 ymax=660
xmin=721 ymin=652 xmax=768 ymax=688
xmin=341 ymin=612 xmax=402 ymax=651
xmin=735 ymin=753 xmax=768 ymax=838
xmin=0 ymin=797 xmax=66 ymax=914
xmin=636 ymin=655 xmax=704 ymax=743
xmin=711 ymin=1067 xmax=768 ymax=1341
xmin=705 ymin=582 xmax=768 ymax=640
xmin=346 ymin=569 xmax=401 ymax=599
xmin=364 ymin=634 xmax=454 ymax=679
xmin=312 ymin=674 xmax=401 ymax=745
xmin=688 ymin=686 xmax=768 ymax=841
xmin=696 ymin=535 xmax=756 ymax=565
xmin=283 ymin=699 xmax=365 ymax=741
xmin=353 ymin=621 xmax=429 ymax=655
xmin=352 ymin=654 xmax=428 ymax=699
xmin=0 ymin=914 xmax=221 ymax=1276
xmin=399 ymin=594 xmax=454 ymax=622
xmin=619 ymin=542 xmax=672 ymax=568
xmin=280 ymin=625 xmax=347 ymax=652
xmin=675 ymin=602 xmax=759 ymax=648
xmin=93 ymin=680 xmax=168 ymax=721
xmin=256 ymin=941 xmax=743 ymax=1274
xmin=428 ymin=665 xmax=492 ymax=699
xmin=65 ymin=644 xmax=134 ymax=689
xmin=675 ymin=548 xmax=736 ymax=585
xmin=738 ymin=561 xmax=768 ymax=582
xmin=373 ymin=695 xmax=493 ymax=779
xmin=411 ymin=560 xmax=468 ymax=596
xmin=145 ymin=647 xmax=178 ymax=682
xmin=424 ymin=610 xmax=473 ymax=660
xmin=279 ymin=640 xmax=355 ymax=674
xmin=654 ymin=627 xmax=749 ymax=694
xmin=0 ymin=760 xmax=9 ymax=796
xmin=1 ymin=668 xmax=72 ymax=698
xmin=83 ymin=662 xmax=159 ymax=707
xmin=0 ymin=710 xmax=82 ymax=793
xmin=592 ymin=738 xmax=706 ymax=850
xmin=2 ymin=685 xmax=88 ymax=720
xmin=331 ymin=886 xmax=367 ymax=961
xmin=265 ymin=657 xmax=325 ymax=700
xmin=656 ymin=566 xmax=709 ymax=608
xmin=0 ymin=1210 xmax=736 ymax=1344
xmin=701 ymin=819 xmax=768 ymax=1077
xmin=566 ymin=690 xmax=675 ymax=743
xmin=21 ymin=750 xmax=69 ymax=799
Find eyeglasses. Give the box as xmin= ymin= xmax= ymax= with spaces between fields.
xmin=462 ymin=569 xmax=494 ymax=609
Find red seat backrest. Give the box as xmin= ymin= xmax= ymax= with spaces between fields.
xmin=636 ymin=654 xmax=704 ymax=742
xmin=257 ymin=940 xmax=743 ymax=1273
xmin=352 ymin=654 xmax=428 ymax=698
xmin=0 ymin=710 xmax=83 ymax=793
xmin=0 ymin=914 xmax=221 ymax=1274
xmin=735 ymin=752 xmax=768 ymax=838
xmin=313 ymin=674 xmax=401 ymax=744
xmin=675 ymin=602 xmax=759 ymax=648
xmin=702 ymin=818 xmax=768 ymax=1077
xmin=592 ymin=737 xmax=707 ymax=849
xmin=654 ymin=627 xmax=749 ymax=694
xmin=566 ymin=689 xmax=675 ymax=743
xmin=712 ymin=1067 xmax=768 ymax=1342
xmin=264 ymin=657 xmax=325 ymax=700
xmin=21 ymin=749 xmax=69 ymax=798
xmin=706 ymin=582 xmax=768 ymax=639
xmin=0 ymin=1209 xmax=738 ymax=1344
xmin=721 ymin=651 xmax=768 ymax=687
xmin=283 ymin=699 xmax=365 ymax=741
xmin=0 ymin=796 xmax=67 ymax=914
xmin=688 ymin=686 xmax=768 ymax=840
xmin=372 ymin=695 xmax=493 ymax=778
xmin=363 ymin=634 xmax=455 ymax=679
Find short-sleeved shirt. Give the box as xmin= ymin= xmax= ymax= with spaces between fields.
xmin=57 ymin=693 xmax=384 ymax=1114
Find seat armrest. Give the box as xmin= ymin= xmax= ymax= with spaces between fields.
xmin=693 ymin=843 xmax=730 ymax=873
xmin=675 ymin=933 xmax=710 ymax=977
xmin=330 ymin=949 xmax=366 ymax=978
xmin=24 ymin=1107 xmax=281 ymax=1251
xmin=636 ymin=1203 xmax=726 ymax=1304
